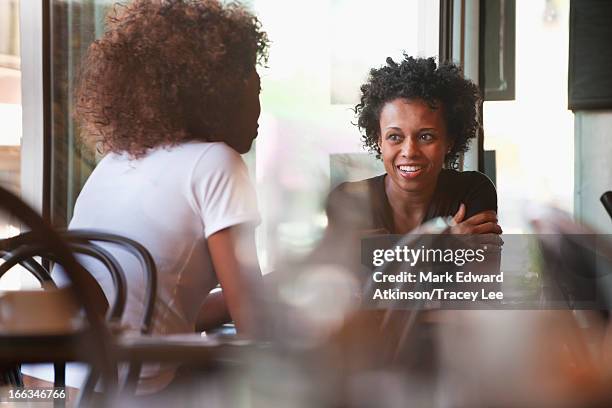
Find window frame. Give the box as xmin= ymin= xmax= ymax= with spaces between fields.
xmin=19 ymin=0 xmax=48 ymax=218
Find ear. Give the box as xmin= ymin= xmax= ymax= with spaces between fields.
xmin=377 ymin=133 xmax=382 ymax=150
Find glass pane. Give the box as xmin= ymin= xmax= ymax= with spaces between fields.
xmin=483 ymin=0 xmax=573 ymax=233
xmin=50 ymin=0 xmax=111 ymax=228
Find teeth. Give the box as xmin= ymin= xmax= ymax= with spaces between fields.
xmin=399 ymin=165 xmax=422 ymax=172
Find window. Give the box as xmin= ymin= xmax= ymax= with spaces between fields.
xmin=483 ymin=0 xmax=573 ymax=233
xmin=46 ymin=0 xmax=440 ymax=272
xmin=251 ymin=0 xmax=439 ymax=269
xmin=49 ymin=0 xmax=112 ymax=227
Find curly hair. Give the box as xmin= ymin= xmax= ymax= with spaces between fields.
xmin=75 ymin=0 xmax=269 ymax=158
xmin=355 ymin=55 xmax=481 ymax=169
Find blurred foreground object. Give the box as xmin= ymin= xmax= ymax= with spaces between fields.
xmin=601 ymin=191 xmax=612 ymax=220
xmin=245 ymin=211 xmax=612 ymax=407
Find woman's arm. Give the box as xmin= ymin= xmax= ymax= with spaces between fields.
xmin=448 ymin=171 xmax=501 ymax=234
xmin=202 ymin=224 xmax=263 ymax=335
xmin=450 ymin=203 xmax=502 ymax=234
xmin=196 ymin=291 xmax=230 ymax=332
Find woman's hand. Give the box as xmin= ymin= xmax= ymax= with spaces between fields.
xmin=450 ymin=203 xmax=502 ymax=235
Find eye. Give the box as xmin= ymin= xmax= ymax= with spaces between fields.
xmin=386 ymin=133 xmax=402 ymax=142
xmin=419 ymin=133 xmax=434 ymax=142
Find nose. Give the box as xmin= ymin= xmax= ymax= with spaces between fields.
xmin=400 ymin=136 xmax=421 ymax=159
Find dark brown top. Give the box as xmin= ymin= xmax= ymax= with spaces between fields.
xmin=326 ymin=169 xmax=498 ymax=234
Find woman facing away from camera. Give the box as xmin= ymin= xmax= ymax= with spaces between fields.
xmin=68 ymin=0 xmax=268 ymax=393
xmin=326 ymin=55 xmax=502 ymax=238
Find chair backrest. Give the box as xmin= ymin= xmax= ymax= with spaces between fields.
xmin=60 ymin=230 xmax=158 ymax=398
xmin=2 ymin=230 xmax=159 ymax=333
xmin=60 ymin=230 xmax=158 ymax=335
xmin=0 ymin=185 xmax=116 ymax=393
xmin=2 ymin=229 xmax=158 ymax=399
xmin=0 ymin=245 xmax=55 ymax=286
xmin=0 ymin=240 xmax=127 ymax=322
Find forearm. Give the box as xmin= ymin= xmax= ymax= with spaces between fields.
xmin=219 ymin=266 xmax=263 ymax=335
xmin=196 ymin=270 xmax=277 ymax=334
xmin=207 ymin=226 xmax=264 ymax=336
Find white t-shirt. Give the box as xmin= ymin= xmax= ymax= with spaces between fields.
xmin=69 ymin=141 xmax=260 ymax=392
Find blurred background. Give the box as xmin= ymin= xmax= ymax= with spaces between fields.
xmin=1 ymin=0 xmax=587 ymax=278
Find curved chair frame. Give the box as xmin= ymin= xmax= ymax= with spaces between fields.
xmin=59 ymin=230 xmax=158 ymax=399
xmin=0 ymin=186 xmax=117 ymax=404
xmin=0 ymin=243 xmax=127 ymax=322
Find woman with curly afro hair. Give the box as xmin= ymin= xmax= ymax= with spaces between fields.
xmin=69 ymin=0 xmax=268 ymax=393
xmin=327 ymin=55 xmax=501 ymax=236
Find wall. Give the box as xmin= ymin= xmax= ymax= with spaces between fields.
xmin=574 ymin=111 xmax=612 ymax=233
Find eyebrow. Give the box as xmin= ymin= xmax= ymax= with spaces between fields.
xmin=383 ymin=126 xmax=438 ymax=132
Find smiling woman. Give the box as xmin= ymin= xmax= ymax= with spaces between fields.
xmin=378 ymin=99 xmax=449 ymax=200
xmin=326 ymin=56 xmax=501 ymax=236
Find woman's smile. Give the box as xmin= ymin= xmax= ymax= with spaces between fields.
xmin=396 ymin=163 xmax=427 ymax=179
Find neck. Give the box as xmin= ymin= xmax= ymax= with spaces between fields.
xmin=384 ymin=175 xmax=438 ymax=233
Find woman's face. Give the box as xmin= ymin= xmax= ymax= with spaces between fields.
xmin=378 ymin=98 xmax=450 ymax=194
xmin=226 ymin=69 xmax=261 ymax=154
